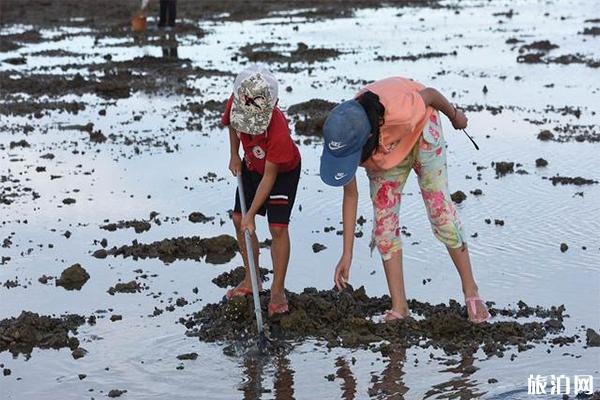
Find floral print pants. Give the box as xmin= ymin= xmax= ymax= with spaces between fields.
xmin=367 ymin=112 xmax=465 ymax=261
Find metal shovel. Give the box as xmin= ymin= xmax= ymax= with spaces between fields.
xmin=236 ymin=174 xmax=267 ymax=351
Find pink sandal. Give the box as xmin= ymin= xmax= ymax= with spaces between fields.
xmin=465 ymin=296 xmax=491 ymax=323
xmin=226 ymin=282 xmax=263 ymax=301
xmin=268 ymin=292 xmax=289 ymax=317
xmin=384 ymin=310 xmax=406 ymax=322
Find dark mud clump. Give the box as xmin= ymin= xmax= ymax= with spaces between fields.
xmin=535 ymin=158 xmax=548 ymax=167
xmin=0 ymin=311 xmax=84 ymax=356
xmin=211 ymin=266 xmax=270 ymax=288
xmin=188 ymin=212 xmax=215 ymax=224
xmin=586 ymin=328 xmax=600 ymax=347
xmin=238 ymin=42 xmax=341 ymax=65
xmin=312 ymin=243 xmax=327 ymax=253
xmin=185 ymin=286 xmax=572 ymax=357
xmin=375 ymin=50 xmax=457 ymax=62
xmin=450 ymin=190 xmax=467 ymax=204
xmin=101 ymin=219 xmax=152 ymax=234
xmin=108 ymin=389 xmax=127 ymax=398
xmin=98 ymin=234 xmax=238 ymax=265
xmin=287 ymin=99 xmax=338 ymax=137
xmin=537 ymin=130 xmax=555 ymax=141
xmin=55 ymin=263 xmax=90 ymax=290
xmin=176 ymin=352 xmax=198 ymax=360
xmin=493 ymin=161 xmax=514 ymax=177
xmin=108 ymin=280 xmax=142 ymax=295
xmin=549 ymin=176 xmax=598 ymax=186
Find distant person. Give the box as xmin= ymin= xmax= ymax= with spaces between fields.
xmin=158 ymin=0 xmax=177 ymax=29
xmin=221 ymin=65 xmax=301 ymax=317
xmin=320 ymin=76 xmax=490 ymax=323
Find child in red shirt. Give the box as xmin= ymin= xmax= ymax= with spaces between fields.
xmin=221 ymin=65 xmax=301 ymax=316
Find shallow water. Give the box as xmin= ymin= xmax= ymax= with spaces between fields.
xmin=1 ymin=0 xmax=599 ymax=399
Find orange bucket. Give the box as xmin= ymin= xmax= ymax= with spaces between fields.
xmin=131 ymin=13 xmax=147 ymax=32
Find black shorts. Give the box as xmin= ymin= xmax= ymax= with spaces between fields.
xmin=234 ymin=162 xmax=301 ymax=226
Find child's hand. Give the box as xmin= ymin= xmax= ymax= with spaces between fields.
xmin=241 ymin=213 xmax=256 ymax=235
xmin=451 ymin=109 xmax=468 ymax=130
xmin=229 ymin=154 xmax=242 ymax=176
xmin=334 ymin=254 xmax=352 ymax=291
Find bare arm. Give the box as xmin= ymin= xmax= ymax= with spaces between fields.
xmin=248 ymin=160 xmax=279 ymax=217
xmin=418 ymin=87 xmax=468 ymax=129
xmin=334 ymin=177 xmax=358 ymax=290
xmin=228 ymin=127 xmax=242 ymax=176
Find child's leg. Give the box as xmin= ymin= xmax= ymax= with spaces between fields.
xmin=265 ymin=164 xmax=300 ymax=305
xmin=232 ymin=212 xmax=260 ymax=288
xmin=231 ymin=167 xmax=265 ymax=293
xmin=158 ymin=0 xmax=167 ymax=27
xmin=415 ymin=113 xmax=488 ymax=321
xmin=367 ymin=159 xmax=412 ymax=316
xmin=268 ymin=224 xmax=289 ymax=304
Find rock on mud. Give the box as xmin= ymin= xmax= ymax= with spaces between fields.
xmin=537 ymin=130 xmax=555 ymax=141
xmin=494 ymin=161 xmax=514 ymax=177
xmin=185 ymin=286 xmax=571 ymax=358
xmin=108 ymin=389 xmax=127 ymax=398
xmin=99 ymin=235 xmax=238 ymax=265
xmin=55 ymin=264 xmax=90 ymax=290
xmin=0 ymin=311 xmax=84 ymax=356
xmin=211 ymin=266 xmax=270 ymax=288
xmin=312 ymin=243 xmax=327 ymax=253
xmin=586 ymin=328 xmax=600 ymax=347
xmin=188 ymin=212 xmax=214 ymax=223
xmin=108 ymin=280 xmax=141 ymax=295
xmin=451 ymin=190 xmax=467 ymax=204
xmin=535 ymin=158 xmax=548 ymax=167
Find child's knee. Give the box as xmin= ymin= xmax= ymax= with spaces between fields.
xmin=432 ymin=222 xmax=465 ymax=248
xmin=269 ymin=224 xmax=288 ymax=239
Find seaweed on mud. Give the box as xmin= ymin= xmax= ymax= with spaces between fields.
xmin=184 ymin=286 xmax=573 ymax=358
xmin=97 ymin=234 xmax=239 ymax=264
xmin=287 ymin=99 xmax=338 ymax=136
xmin=0 ymin=312 xmax=85 ymax=357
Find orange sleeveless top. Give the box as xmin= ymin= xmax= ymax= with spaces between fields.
xmin=358 ymin=77 xmax=432 ymax=172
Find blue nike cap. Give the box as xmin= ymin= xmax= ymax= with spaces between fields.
xmin=320 ymin=100 xmax=372 ymax=187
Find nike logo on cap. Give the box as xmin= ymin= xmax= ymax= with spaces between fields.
xmin=328 ymin=141 xmax=347 ymax=151
xmin=334 ymin=172 xmax=347 ymax=181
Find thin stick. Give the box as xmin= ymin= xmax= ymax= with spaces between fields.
xmin=462 ymin=129 xmax=480 ymax=150
xmin=236 ymin=174 xmax=265 ymax=337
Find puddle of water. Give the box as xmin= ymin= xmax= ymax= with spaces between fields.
xmin=1 ymin=0 xmax=599 ymax=398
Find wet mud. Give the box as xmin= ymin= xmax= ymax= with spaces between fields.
xmin=96 ymin=234 xmax=238 ymax=264
xmin=211 ymin=266 xmax=271 ymax=288
xmin=185 ymin=286 xmax=577 ymax=358
xmin=287 ymin=99 xmax=338 ymax=137
xmin=0 ymin=312 xmax=85 ymax=357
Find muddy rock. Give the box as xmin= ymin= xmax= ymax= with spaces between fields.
xmin=537 ymin=130 xmax=555 ymax=141
xmin=535 ymin=158 xmax=548 ymax=167
xmin=239 ymin=42 xmax=341 ymax=65
xmin=92 ymin=249 xmax=108 ymax=259
xmin=108 ymin=389 xmax=127 ymax=398
xmin=108 ymin=280 xmax=141 ymax=295
xmin=560 ymin=243 xmax=569 ymax=253
xmin=55 ymin=264 xmax=90 ymax=290
xmin=71 ymin=347 xmax=87 ymax=359
xmin=0 ymin=311 xmax=84 ymax=356
xmin=470 ymin=189 xmax=483 ymax=196
xmin=586 ymin=328 xmax=600 ymax=347
xmin=451 ymin=190 xmax=467 ymax=204
xmin=287 ymin=99 xmax=338 ymax=136
xmin=101 ymin=235 xmax=238 ymax=265
xmin=3 ymin=368 xmax=11 ymax=376
xmin=494 ymin=162 xmax=514 ymax=177
xmin=185 ymin=286 xmax=572 ymax=357
xmin=211 ymin=266 xmax=270 ymax=288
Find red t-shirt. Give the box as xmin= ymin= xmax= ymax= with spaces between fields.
xmin=221 ymin=95 xmax=301 ymax=175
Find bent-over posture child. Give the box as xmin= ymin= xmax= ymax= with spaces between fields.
xmin=221 ymin=65 xmax=301 ymax=317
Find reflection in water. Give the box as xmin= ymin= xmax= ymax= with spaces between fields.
xmin=274 ymin=354 xmax=295 ymax=400
xmin=240 ymin=352 xmax=296 ymax=400
xmin=335 ymin=356 xmax=357 ymax=400
xmin=162 ymin=32 xmax=178 ymax=59
xmin=241 ymin=356 xmax=266 ymax=400
xmin=424 ymin=355 xmax=486 ymax=399
xmin=369 ymin=346 xmax=409 ymax=399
